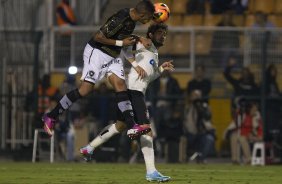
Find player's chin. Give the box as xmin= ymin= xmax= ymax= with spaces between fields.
xmin=158 ymin=41 xmax=164 ymax=46
xmin=140 ymin=20 xmax=150 ymax=24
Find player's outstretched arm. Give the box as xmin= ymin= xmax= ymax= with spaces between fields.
xmin=93 ymin=9 xmax=137 ymax=47
xmin=159 ymin=60 xmax=174 ymax=73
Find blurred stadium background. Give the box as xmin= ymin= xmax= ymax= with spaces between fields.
xmin=0 ymin=0 xmax=282 ymax=166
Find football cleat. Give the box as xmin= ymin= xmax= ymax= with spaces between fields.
xmin=127 ymin=124 xmax=151 ymax=140
xmin=146 ymin=171 xmax=171 ymax=182
xmin=80 ymin=146 xmax=93 ymax=162
xmin=42 ymin=114 xmax=56 ymax=137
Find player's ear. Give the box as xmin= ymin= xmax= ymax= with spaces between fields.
xmin=149 ymin=33 xmax=153 ymax=39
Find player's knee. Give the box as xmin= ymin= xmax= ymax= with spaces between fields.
xmin=115 ymin=121 xmax=127 ymax=132
xmin=109 ymin=75 xmax=126 ymax=92
xmin=79 ymin=82 xmax=94 ymax=96
xmin=78 ymin=88 xmax=90 ymax=96
xmin=115 ymin=82 xmax=127 ymax=92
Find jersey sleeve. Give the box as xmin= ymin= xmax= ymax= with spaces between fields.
xmin=100 ymin=10 xmax=127 ymax=38
xmin=124 ymin=42 xmax=148 ymax=61
xmin=121 ymin=46 xmax=134 ymax=60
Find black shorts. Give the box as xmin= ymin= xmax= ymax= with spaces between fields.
xmin=117 ymin=90 xmax=150 ymax=124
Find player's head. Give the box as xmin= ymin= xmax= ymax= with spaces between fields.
xmin=134 ymin=0 xmax=155 ymax=24
xmin=146 ymin=23 xmax=168 ymax=48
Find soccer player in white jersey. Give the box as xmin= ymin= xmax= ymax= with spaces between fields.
xmin=81 ymin=23 xmax=173 ymax=182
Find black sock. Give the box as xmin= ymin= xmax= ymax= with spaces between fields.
xmin=115 ymin=91 xmax=135 ymax=128
xmin=48 ymin=89 xmax=82 ymax=119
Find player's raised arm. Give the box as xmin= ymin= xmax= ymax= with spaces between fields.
xmin=159 ymin=60 xmax=174 ymax=73
xmin=94 ymin=32 xmax=136 ymax=47
xmin=93 ymin=9 xmax=137 ymax=47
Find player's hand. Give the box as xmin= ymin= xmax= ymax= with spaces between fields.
xmin=122 ymin=37 xmax=136 ymax=46
xmin=161 ymin=60 xmax=174 ymax=71
xmin=139 ymin=37 xmax=152 ymax=49
xmin=134 ymin=65 xmax=147 ymax=79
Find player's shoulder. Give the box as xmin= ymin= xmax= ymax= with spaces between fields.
xmin=115 ymin=8 xmax=130 ymax=18
xmin=136 ymin=42 xmax=146 ymax=50
xmin=137 ymin=42 xmax=158 ymax=55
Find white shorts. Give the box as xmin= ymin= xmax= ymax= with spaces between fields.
xmin=80 ymin=44 xmax=125 ymax=84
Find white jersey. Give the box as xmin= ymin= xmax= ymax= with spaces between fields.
xmin=123 ymin=42 xmax=161 ymax=94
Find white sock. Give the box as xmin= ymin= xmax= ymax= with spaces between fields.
xmin=140 ymin=135 xmax=156 ymax=174
xmin=88 ymin=124 xmax=119 ymax=151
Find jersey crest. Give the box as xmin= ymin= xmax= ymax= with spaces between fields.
xmin=149 ymin=59 xmax=155 ymax=66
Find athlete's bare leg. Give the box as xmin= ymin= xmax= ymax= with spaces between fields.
xmin=108 ymin=73 xmax=127 ymax=92
xmin=78 ymin=81 xmax=95 ymax=96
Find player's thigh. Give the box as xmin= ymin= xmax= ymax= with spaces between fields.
xmin=108 ymin=74 xmax=127 ymax=92
xmin=81 ymin=44 xmax=113 ymax=84
xmin=107 ymin=58 xmax=126 ymax=92
xmin=129 ymin=90 xmax=150 ymax=124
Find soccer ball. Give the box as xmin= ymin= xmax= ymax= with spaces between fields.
xmin=153 ymin=3 xmax=170 ymax=23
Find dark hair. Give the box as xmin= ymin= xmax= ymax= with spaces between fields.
xmin=146 ymin=23 xmax=168 ymax=38
xmin=135 ymin=0 xmax=155 ymax=15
